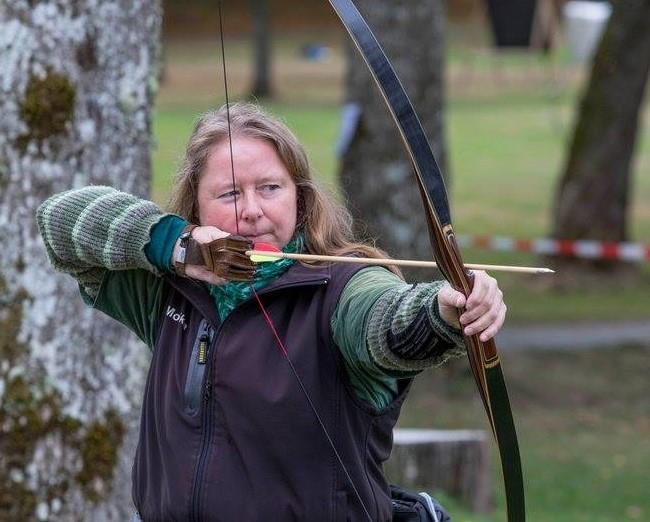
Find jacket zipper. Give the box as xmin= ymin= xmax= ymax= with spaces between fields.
xmin=184 ymin=320 xmax=213 ymax=415
xmin=189 ymin=319 xmax=220 ymax=522
xmin=188 ymin=278 xmax=328 ymax=521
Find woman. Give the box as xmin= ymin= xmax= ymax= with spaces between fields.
xmin=37 ymin=103 xmax=505 ymax=521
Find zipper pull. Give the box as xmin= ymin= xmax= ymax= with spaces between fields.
xmin=204 ymin=380 xmax=212 ymax=402
xmin=197 ymin=334 xmax=209 ymax=365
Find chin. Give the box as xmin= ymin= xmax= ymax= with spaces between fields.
xmin=249 ymin=235 xmax=276 ymax=246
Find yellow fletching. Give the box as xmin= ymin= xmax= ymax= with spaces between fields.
xmin=250 ymin=253 xmax=279 ymax=263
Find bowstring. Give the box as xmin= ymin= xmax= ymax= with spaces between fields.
xmin=218 ymin=0 xmax=240 ymax=236
xmin=217 ymin=4 xmax=372 ymax=520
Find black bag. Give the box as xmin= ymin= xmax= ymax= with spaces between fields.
xmin=390 ymin=485 xmax=451 ymax=522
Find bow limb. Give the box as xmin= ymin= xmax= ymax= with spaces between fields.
xmin=327 ymin=1 xmax=525 ymax=520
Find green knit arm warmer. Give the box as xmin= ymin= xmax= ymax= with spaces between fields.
xmin=36 ymin=186 xmax=166 ymax=299
xmin=333 ymin=268 xmax=467 ymax=408
xmin=366 ymin=280 xmax=466 ymax=373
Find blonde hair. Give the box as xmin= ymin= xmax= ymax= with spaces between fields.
xmin=167 ymin=103 xmax=400 ymax=275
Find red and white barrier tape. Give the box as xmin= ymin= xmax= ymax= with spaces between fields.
xmin=455 ymin=235 xmax=650 ymax=262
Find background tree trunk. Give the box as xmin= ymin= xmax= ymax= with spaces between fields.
xmin=338 ymin=0 xmax=448 ymax=275
xmin=248 ymin=0 xmax=273 ymax=99
xmin=0 ymin=2 xmax=161 ymax=520
xmin=552 ymin=0 xmax=650 ymax=269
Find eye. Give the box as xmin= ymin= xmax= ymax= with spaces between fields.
xmin=262 ymin=184 xmax=280 ymax=192
xmin=218 ymin=188 xmax=239 ymax=199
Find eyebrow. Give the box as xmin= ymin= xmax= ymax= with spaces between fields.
xmin=212 ymin=174 xmax=286 ymax=192
xmin=256 ymin=175 xmax=285 ymax=184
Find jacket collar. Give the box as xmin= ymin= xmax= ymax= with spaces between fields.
xmin=164 ymin=262 xmax=333 ymax=329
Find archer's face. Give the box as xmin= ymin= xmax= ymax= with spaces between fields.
xmin=197 ymin=136 xmax=298 ymax=248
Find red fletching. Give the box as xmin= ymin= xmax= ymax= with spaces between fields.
xmin=253 ymin=242 xmax=281 ymax=252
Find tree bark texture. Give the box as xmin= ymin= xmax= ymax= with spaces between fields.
xmin=338 ymin=0 xmax=447 ymax=274
xmin=553 ymin=0 xmax=650 ymax=245
xmin=0 ymin=2 xmax=161 ymax=520
xmin=248 ymin=0 xmax=273 ymax=99
xmin=385 ymin=429 xmax=491 ymax=512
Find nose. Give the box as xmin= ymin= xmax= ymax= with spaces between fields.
xmin=239 ymin=192 xmax=263 ymax=222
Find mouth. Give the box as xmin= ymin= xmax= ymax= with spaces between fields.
xmin=243 ymin=233 xmax=269 ymax=242
xmin=244 ymin=234 xmax=283 ymax=249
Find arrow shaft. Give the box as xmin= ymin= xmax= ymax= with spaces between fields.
xmin=246 ymin=250 xmax=554 ymax=274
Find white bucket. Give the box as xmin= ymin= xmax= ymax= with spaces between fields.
xmin=563 ymin=1 xmax=612 ymax=62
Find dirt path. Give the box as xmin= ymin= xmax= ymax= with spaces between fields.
xmin=497 ymin=320 xmax=650 ymax=351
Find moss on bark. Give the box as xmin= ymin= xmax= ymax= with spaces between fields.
xmin=0 ymin=275 xmax=125 ymax=515
xmin=0 ymin=280 xmax=80 ymax=518
xmin=17 ymin=70 xmax=76 ymax=150
xmin=0 ymin=163 xmax=8 ymax=193
xmin=76 ymin=410 xmax=126 ymax=503
xmin=76 ymin=36 xmax=98 ymax=71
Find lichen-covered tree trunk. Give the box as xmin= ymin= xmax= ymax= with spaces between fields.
xmin=0 ymin=2 xmax=161 ymax=520
xmin=552 ymin=1 xmax=650 ymax=265
xmin=338 ymin=0 xmax=447 ymax=273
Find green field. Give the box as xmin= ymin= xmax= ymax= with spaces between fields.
xmin=400 ymin=344 xmax=650 ymax=522
xmin=151 ymin=37 xmax=650 ymax=521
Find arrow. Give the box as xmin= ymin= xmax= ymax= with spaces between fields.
xmin=247 ymin=247 xmax=554 ymax=275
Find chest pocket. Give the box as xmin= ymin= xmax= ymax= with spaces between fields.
xmin=183 ymin=319 xmax=215 ymax=415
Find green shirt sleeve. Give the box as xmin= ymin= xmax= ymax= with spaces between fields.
xmin=80 ymin=269 xmax=169 ymax=350
xmin=36 ymin=186 xmax=178 ymax=350
xmin=145 ymin=215 xmax=189 ymax=271
xmin=36 ymin=186 xmax=167 ymax=299
xmin=331 ymin=268 xmax=404 ymax=409
xmin=331 ymin=267 xmax=465 ymax=410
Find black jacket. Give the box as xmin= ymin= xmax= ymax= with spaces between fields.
xmin=132 ymin=262 xmax=411 ymax=521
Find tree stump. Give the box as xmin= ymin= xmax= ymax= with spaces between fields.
xmin=385 ymin=429 xmax=491 ymax=513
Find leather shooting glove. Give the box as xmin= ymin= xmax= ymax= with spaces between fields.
xmin=174 ymin=226 xmax=255 ymax=282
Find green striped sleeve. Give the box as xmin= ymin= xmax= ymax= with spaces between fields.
xmin=37 ymin=186 xmax=167 ymax=299
xmin=331 ymin=268 xmax=404 ymax=409
xmin=332 ymin=267 xmax=465 ymax=409
xmin=36 ymin=186 xmax=176 ymax=349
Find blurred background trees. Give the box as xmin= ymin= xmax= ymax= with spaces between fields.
xmin=249 ymin=0 xmax=273 ymax=99
xmin=552 ymin=0 xmax=650 ymax=276
xmin=337 ymin=0 xmax=448 ymax=272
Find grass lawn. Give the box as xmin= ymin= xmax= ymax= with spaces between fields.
xmin=151 ymin=36 xmax=650 ymax=522
xmin=400 ymin=344 xmax=650 ymax=522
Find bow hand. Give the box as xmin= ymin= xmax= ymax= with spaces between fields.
xmin=437 ymin=271 xmax=506 ymax=342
